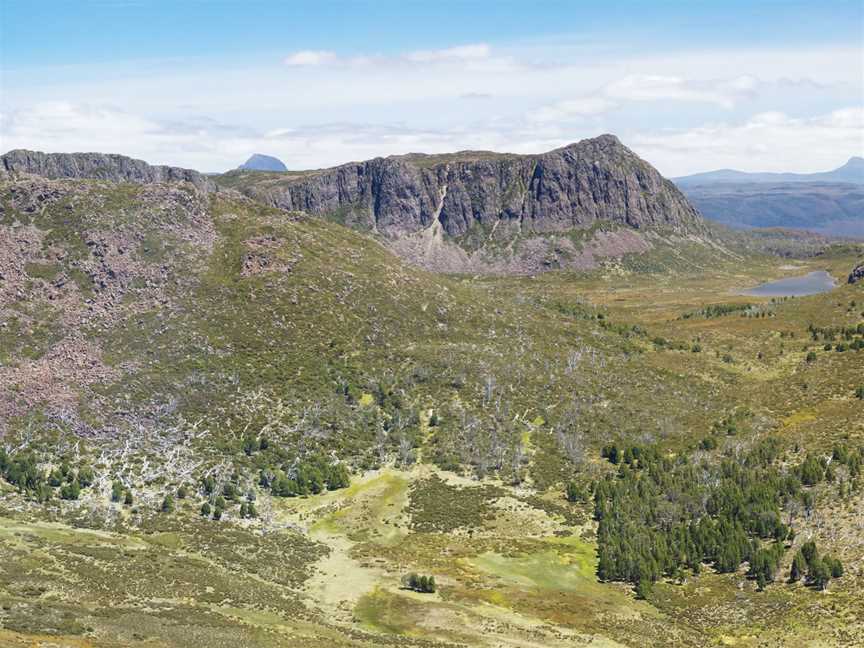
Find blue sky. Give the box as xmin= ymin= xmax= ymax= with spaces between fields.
xmin=1 ymin=1 xmax=862 ymax=174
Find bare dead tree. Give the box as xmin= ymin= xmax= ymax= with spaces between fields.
xmin=397 ymin=434 xmax=415 ymax=467
xmin=483 ymin=374 xmax=496 ymax=405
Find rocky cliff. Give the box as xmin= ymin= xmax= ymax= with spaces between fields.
xmin=230 ymin=135 xmax=702 ymax=237
xmin=0 ymin=149 xmax=216 ymax=192
xmin=222 ymin=135 xmax=707 ymax=272
xmin=849 ymin=262 xmax=864 ymax=284
xmin=1 ymin=136 xmax=709 ymax=273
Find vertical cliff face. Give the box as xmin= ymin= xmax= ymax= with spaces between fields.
xmin=222 ymin=134 xmax=706 ymax=272
xmin=0 ymin=149 xmax=216 ymax=192
xmin=231 ymin=134 xmax=704 ymax=240
xmin=265 ymin=157 xmax=442 ymax=235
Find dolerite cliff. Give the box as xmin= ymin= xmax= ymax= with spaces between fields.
xmin=0 ymin=149 xmax=216 ymax=192
xmin=221 ymin=135 xmax=707 ymax=273
xmin=849 ymin=262 xmax=864 ymax=284
xmin=1 ymin=135 xmax=710 ymax=274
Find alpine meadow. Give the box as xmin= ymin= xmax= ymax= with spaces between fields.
xmin=1 ymin=2 xmax=863 ymax=647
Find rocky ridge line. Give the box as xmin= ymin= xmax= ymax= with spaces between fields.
xmin=0 ymin=149 xmax=216 ymax=192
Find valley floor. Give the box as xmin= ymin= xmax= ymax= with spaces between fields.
xmin=1 ymin=252 xmax=863 ymax=648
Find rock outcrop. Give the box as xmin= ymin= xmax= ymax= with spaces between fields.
xmin=0 ymin=149 xmax=216 ymax=192
xmin=849 ymin=262 xmax=864 ymax=284
xmin=230 ymin=135 xmax=705 ymax=239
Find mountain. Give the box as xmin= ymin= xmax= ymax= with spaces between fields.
xmin=219 ymin=134 xmax=708 ymax=273
xmin=674 ymin=156 xmax=864 ymax=186
xmin=1 ymin=148 xmax=216 ymax=191
xmin=2 ymin=147 xmax=863 ymax=648
xmin=680 ymin=181 xmax=864 ymax=239
xmin=3 ymin=136 xmax=709 ymax=274
xmin=673 ymin=157 xmax=864 ymax=239
xmin=238 ymin=153 xmax=288 ymax=172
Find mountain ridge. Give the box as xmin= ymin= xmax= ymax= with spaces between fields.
xmin=674 ymin=156 xmax=864 ymax=186
xmin=2 ymin=136 xmax=710 ymax=274
xmin=0 ymin=148 xmax=217 ymax=192
xmin=674 ymin=156 xmax=864 ymax=239
xmin=219 ymin=134 xmax=708 ymax=273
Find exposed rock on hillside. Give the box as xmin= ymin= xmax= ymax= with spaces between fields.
xmin=849 ymin=262 xmax=864 ymax=284
xmin=2 ymin=136 xmax=709 ymax=274
xmin=232 ymin=135 xmax=701 ymax=236
xmin=1 ymin=149 xmax=216 ymax=192
xmin=222 ymin=135 xmax=707 ymax=273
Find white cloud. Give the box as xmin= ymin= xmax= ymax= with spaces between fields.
xmin=404 ymin=43 xmax=490 ymax=63
xmin=0 ymin=100 xmax=582 ymax=171
xmin=3 ymin=39 xmax=860 ymax=175
xmin=631 ymin=107 xmax=864 ymax=175
xmin=527 ymin=97 xmax=616 ymax=122
xmin=283 ymin=50 xmax=337 ymax=66
xmin=605 ymin=74 xmax=756 ymax=108
xmin=282 ymin=43 xmax=493 ymax=69
xmin=3 ymin=101 xmax=862 ymax=178
xmin=529 ymin=74 xmax=765 ymax=123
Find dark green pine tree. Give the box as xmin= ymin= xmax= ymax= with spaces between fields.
xmin=790 ymin=551 xmax=807 ymax=582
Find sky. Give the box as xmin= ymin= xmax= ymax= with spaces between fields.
xmin=1 ymin=0 xmax=862 ymax=175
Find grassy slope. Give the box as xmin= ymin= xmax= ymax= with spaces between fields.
xmin=0 ymin=176 xmax=863 ymax=646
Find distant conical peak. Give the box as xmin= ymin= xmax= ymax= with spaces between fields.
xmin=239 ymin=154 xmax=287 ymax=172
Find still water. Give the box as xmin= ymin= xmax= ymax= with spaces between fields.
xmin=740 ymin=270 xmax=837 ymax=297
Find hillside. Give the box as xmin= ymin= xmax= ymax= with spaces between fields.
xmin=218 ymin=134 xmax=709 ymax=273
xmin=0 ymin=160 xmax=863 ymax=647
xmin=0 ymin=168 xmax=724 ymax=488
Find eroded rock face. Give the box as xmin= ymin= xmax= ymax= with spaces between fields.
xmin=0 ymin=149 xmax=216 ymax=192
xmin=236 ymin=135 xmax=704 ymax=239
xmin=849 ymin=263 xmax=864 ymax=284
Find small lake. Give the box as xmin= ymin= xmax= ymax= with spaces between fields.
xmin=740 ymin=270 xmax=837 ymax=297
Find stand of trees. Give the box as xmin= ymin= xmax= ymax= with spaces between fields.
xmin=403 ymin=573 xmax=436 ymax=593
xmin=258 ymin=455 xmax=350 ymax=497
xmin=588 ymin=439 xmax=857 ymax=597
xmin=0 ymin=450 xmax=95 ymax=503
xmin=790 ymin=540 xmax=843 ymax=590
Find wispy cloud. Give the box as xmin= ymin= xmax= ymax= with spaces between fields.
xmin=283 ymin=50 xmax=337 ymax=66
xmin=4 ymin=38 xmax=861 ymax=175
xmin=605 ymin=74 xmax=759 ymax=108
xmin=528 ymin=74 xmax=764 ymax=123
xmin=403 ymin=43 xmax=490 ymax=63
xmin=282 ymin=43 xmax=494 ymax=69
xmin=4 ymin=99 xmax=861 ymax=177
xmin=527 ymin=97 xmax=617 ymax=122
xmin=633 ymin=107 xmax=864 ymax=174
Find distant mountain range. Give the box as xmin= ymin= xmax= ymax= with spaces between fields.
xmin=239 ymin=153 xmax=287 ymax=172
xmin=674 ymin=157 xmax=864 ymax=186
xmin=674 ymin=157 xmax=864 ymax=239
